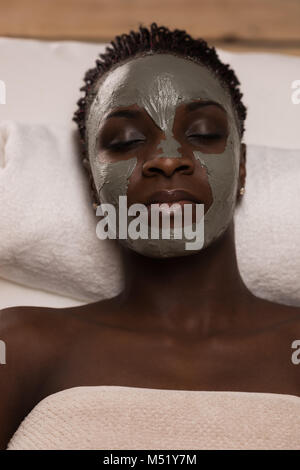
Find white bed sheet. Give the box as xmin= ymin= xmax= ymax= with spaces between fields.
xmin=0 ymin=277 xmax=84 ymax=309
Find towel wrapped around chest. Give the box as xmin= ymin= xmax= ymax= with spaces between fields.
xmin=6 ymin=386 xmax=300 ymax=450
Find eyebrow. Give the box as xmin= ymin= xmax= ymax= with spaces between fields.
xmin=186 ymin=100 xmax=226 ymax=113
xmin=105 ymin=109 xmax=142 ymax=120
xmin=104 ymin=100 xmax=226 ymax=121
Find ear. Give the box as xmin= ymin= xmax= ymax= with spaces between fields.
xmin=237 ymin=142 xmax=246 ymax=199
xmin=82 ymin=156 xmax=101 ymax=210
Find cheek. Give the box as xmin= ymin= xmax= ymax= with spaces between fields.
xmin=97 ymin=147 xmax=138 ymax=164
xmin=194 ymin=151 xmax=238 ymax=209
xmin=192 ymin=160 xmax=214 ymax=207
xmin=96 ymin=157 xmax=138 ymax=206
xmin=210 ymin=166 xmax=237 ymax=204
xmin=125 ymin=160 xmax=147 ymax=206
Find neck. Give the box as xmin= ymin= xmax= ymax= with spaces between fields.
xmin=118 ymin=221 xmax=253 ymax=336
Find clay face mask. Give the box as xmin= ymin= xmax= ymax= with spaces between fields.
xmin=86 ymin=53 xmax=241 ymax=258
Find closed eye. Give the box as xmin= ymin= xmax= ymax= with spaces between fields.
xmin=107 ymin=139 xmax=146 ymax=151
xmin=187 ymin=133 xmax=223 ymax=141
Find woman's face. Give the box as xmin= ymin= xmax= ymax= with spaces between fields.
xmin=86 ymin=53 xmax=243 ymax=258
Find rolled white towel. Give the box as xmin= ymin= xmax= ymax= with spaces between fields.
xmin=0 ymin=120 xmax=123 ymax=302
xmin=234 ymin=144 xmax=300 ymax=307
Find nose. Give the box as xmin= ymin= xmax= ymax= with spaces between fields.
xmin=143 ymin=155 xmax=194 ymax=177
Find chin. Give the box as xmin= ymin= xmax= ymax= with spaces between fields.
xmin=118 ymin=221 xmax=231 ymax=258
xmin=119 ymin=238 xmax=206 ymax=259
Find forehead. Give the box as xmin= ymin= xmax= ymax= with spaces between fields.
xmin=87 ymin=53 xmax=235 ymax=129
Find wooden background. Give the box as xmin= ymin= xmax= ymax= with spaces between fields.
xmin=1 ymin=0 xmax=300 ymax=55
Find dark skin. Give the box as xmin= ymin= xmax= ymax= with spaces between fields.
xmin=0 ymin=98 xmax=300 ymax=449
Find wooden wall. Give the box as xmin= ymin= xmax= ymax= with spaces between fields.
xmin=1 ymin=0 xmax=300 ymax=55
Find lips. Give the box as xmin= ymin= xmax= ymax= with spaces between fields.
xmin=141 ymin=189 xmax=204 ymax=228
xmin=145 ymin=189 xmax=202 ymax=206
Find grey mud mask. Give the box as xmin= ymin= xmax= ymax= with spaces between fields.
xmin=86 ymin=53 xmax=241 ymax=258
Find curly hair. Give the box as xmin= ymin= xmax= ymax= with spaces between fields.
xmin=73 ymin=22 xmax=247 ymax=207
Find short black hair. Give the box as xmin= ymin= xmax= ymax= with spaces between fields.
xmin=73 ymin=22 xmax=247 ymax=206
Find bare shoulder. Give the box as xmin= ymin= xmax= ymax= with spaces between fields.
xmin=251 ymin=295 xmax=300 ymax=332
xmin=271 ymin=303 xmax=300 ymax=392
xmin=0 ymin=305 xmax=53 ymax=364
xmin=276 ymin=302 xmax=300 ymax=341
xmin=0 ymin=300 xmax=114 ymax=379
xmin=0 ymin=303 xmax=96 ymax=363
xmin=0 ymin=304 xmax=73 ymax=391
xmin=0 ymin=304 xmax=69 ymax=354
xmin=252 ymin=297 xmax=300 ymax=366
xmin=0 ymin=304 xmax=85 ymax=449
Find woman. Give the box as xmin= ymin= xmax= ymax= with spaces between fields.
xmin=0 ymin=23 xmax=300 ymax=450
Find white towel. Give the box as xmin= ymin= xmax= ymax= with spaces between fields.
xmin=6 ymin=386 xmax=300 ymax=450
xmin=0 ymin=120 xmax=300 ymax=305
xmin=0 ymin=121 xmax=122 ymax=302
xmin=234 ymin=144 xmax=300 ymax=306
